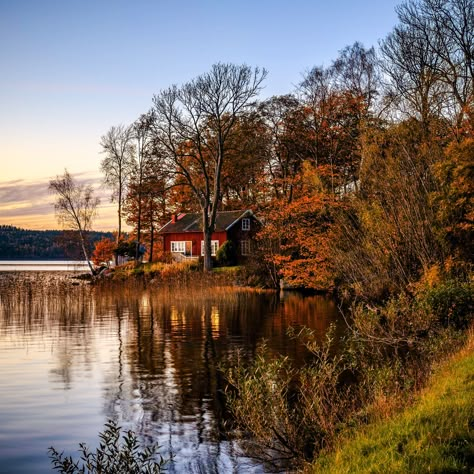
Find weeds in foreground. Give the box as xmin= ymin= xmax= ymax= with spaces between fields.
xmin=223 ymin=278 xmax=473 ymax=471
xmin=48 ymin=420 xmax=168 ymax=473
xmin=224 ymin=327 xmax=352 ymax=470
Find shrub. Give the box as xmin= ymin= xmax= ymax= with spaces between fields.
xmin=48 ymin=420 xmax=168 ymax=473
xmin=114 ymin=240 xmax=137 ymax=259
xmin=224 ymin=327 xmax=350 ymax=469
xmin=216 ymin=240 xmax=237 ymax=267
xmin=422 ymin=280 xmax=474 ymax=329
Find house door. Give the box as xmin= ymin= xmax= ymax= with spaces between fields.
xmin=185 ymin=241 xmax=192 ymax=256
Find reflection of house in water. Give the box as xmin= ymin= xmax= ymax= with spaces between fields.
xmin=97 ymin=289 xmax=341 ymax=471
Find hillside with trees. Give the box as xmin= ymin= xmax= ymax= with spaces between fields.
xmin=0 ymin=225 xmax=113 ymax=260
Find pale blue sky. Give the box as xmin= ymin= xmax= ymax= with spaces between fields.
xmin=0 ymin=0 xmax=401 ymax=229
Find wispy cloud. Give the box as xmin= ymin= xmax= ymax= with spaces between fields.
xmin=0 ymin=179 xmax=50 ymax=204
xmin=0 ymin=173 xmax=119 ymax=231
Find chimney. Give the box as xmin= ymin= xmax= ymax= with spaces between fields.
xmin=171 ymin=214 xmax=177 ymax=223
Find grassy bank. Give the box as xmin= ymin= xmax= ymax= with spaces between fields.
xmin=95 ymin=260 xmax=277 ymax=290
xmin=310 ymin=330 xmax=474 ymax=473
xmin=97 ymin=260 xmax=242 ymax=285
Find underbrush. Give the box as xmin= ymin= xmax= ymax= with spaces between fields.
xmin=223 ymin=277 xmax=473 ymax=471
xmin=310 ymin=328 xmax=474 ymax=473
xmin=95 ymin=260 xmax=238 ymax=287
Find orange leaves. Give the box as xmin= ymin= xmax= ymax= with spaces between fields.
xmin=258 ymin=193 xmax=344 ymax=290
xmin=92 ymin=237 xmax=116 ymax=267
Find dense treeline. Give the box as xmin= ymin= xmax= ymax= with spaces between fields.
xmin=0 ymin=225 xmax=112 ymax=260
xmin=218 ymin=0 xmax=474 ymax=469
xmin=51 ymin=0 xmax=473 ymax=471
xmin=98 ymin=0 xmax=473 ymax=296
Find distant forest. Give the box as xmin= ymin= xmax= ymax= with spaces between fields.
xmin=0 ymin=225 xmax=113 ymax=260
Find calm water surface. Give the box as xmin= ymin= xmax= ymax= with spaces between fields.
xmin=0 ymin=273 xmax=341 ymax=473
xmin=0 ymin=261 xmax=90 ymax=272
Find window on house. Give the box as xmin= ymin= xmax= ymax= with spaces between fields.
xmin=201 ymin=240 xmax=220 ymax=256
xmin=241 ymin=240 xmax=251 ymax=256
xmin=171 ymin=241 xmax=192 ymax=255
xmin=242 ymin=218 xmax=250 ymax=231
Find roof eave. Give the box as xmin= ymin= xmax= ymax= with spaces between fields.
xmin=224 ymin=210 xmax=253 ymax=231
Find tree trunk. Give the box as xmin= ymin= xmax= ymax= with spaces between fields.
xmin=149 ymin=221 xmax=154 ymax=263
xmin=78 ymin=230 xmax=95 ymax=275
xmin=203 ymin=231 xmax=212 ymax=271
xmin=135 ymin=183 xmax=142 ymax=262
xmin=117 ymin=185 xmax=122 ymax=243
xmin=202 ymin=209 xmax=213 ymax=271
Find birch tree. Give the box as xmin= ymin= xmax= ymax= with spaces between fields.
xmin=49 ymin=170 xmax=100 ymax=274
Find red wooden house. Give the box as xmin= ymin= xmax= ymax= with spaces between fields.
xmin=158 ymin=210 xmax=260 ymax=261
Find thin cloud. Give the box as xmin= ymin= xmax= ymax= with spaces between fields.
xmin=0 ymin=173 xmax=118 ymax=231
xmin=0 ymin=180 xmax=50 ymax=204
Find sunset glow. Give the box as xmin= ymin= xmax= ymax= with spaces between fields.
xmin=0 ymin=0 xmax=399 ymax=231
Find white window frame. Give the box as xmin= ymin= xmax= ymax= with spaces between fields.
xmin=241 ymin=240 xmax=251 ymax=256
xmin=201 ymin=240 xmax=220 ymax=256
xmin=242 ymin=218 xmax=250 ymax=231
xmin=171 ymin=241 xmax=192 ymax=255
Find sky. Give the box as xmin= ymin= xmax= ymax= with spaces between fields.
xmin=0 ymin=0 xmax=401 ymax=231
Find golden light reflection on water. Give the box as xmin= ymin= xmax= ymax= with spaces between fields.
xmin=201 ymin=305 xmax=220 ymax=339
xmin=0 ymin=274 xmax=342 ymax=473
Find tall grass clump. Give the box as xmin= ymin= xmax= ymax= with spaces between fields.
xmin=95 ymin=259 xmax=243 ymax=289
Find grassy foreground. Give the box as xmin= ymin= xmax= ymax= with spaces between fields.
xmin=310 ymin=332 xmax=474 ymax=473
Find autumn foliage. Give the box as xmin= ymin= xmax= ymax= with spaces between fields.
xmin=99 ymin=3 xmax=472 ymax=296
xmin=91 ymin=237 xmax=116 ymax=267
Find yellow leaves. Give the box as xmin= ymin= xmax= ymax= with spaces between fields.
xmin=301 ymin=161 xmax=324 ymax=194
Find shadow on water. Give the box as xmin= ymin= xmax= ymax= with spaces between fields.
xmin=0 ymin=273 xmax=342 ymax=473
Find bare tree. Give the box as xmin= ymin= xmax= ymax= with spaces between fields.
xmin=380 ymin=22 xmax=445 ymax=134
xmin=389 ymin=0 xmax=474 ymax=130
xmin=131 ymin=112 xmax=155 ymax=261
xmin=258 ymin=94 xmax=310 ymax=203
xmin=49 ymin=170 xmax=100 ymax=274
xmin=100 ymin=124 xmax=134 ymax=242
xmin=331 ymin=42 xmax=380 ymax=113
xmin=152 ymin=63 xmax=267 ymax=270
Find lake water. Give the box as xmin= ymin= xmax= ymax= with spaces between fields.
xmin=0 ymin=273 xmax=342 ymax=473
xmin=0 ymin=261 xmax=90 ymax=272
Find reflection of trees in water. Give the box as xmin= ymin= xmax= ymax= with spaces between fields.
xmin=0 ymin=275 xmax=341 ymax=471
xmin=95 ymin=288 xmax=340 ymax=471
xmin=264 ymin=292 xmax=343 ymax=363
xmin=94 ymin=290 xmax=274 ymax=470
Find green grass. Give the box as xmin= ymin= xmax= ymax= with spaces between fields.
xmin=212 ymin=265 xmax=242 ymax=273
xmin=311 ymin=335 xmax=474 ymax=473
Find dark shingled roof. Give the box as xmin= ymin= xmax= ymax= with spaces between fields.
xmin=159 ymin=210 xmax=254 ymax=234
